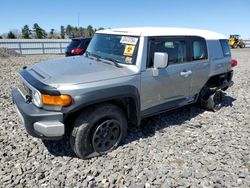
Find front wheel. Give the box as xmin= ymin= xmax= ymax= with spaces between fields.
xmin=232 ymin=43 xmax=238 ymax=49
xmin=70 ymin=103 xmax=127 ymax=159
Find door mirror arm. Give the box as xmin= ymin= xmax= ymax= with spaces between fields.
xmin=152 ymin=67 xmax=159 ymax=77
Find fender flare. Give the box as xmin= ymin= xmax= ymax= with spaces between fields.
xmin=62 ymin=85 xmax=141 ymax=125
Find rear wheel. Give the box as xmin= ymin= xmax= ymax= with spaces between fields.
xmin=205 ymin=90 xmax=223 ymax=112
xmin=70 ymin=103 xmax=127 ymax=159
xmin=240 ymin=43 xmax=245 ymax=48
xmin=199 ymin=88 xmax=224 ymax=112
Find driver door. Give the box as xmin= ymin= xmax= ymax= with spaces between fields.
xmin=141 ymin=37 xmax=194 ymax=115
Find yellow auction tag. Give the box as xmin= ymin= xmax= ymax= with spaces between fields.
xmin=123 ymin=45 xmax=135 ymax=57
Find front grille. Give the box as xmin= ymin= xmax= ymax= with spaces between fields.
xmin=22 ymin=82 xmax=32 ymax=96
xmin=18 ymin=73 xmax=42 ymax=106
xmin=18 ymin=76 xmax=34 ymax=100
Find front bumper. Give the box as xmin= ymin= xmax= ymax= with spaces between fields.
xmin=11 ymin=88 xmax=64 ymax=139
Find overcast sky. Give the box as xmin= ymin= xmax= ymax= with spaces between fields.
xmin=1 ymin=0 xmax=250 ymax=38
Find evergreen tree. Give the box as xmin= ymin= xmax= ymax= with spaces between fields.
xmin=2 ymin=24 xmax=104 ymax=39
xmin=49 ymin=28 xmax=55 ymax=39
xmin=86 ymin=25 xmax=94 ymax=37
xmin=21 ymin=25 xmax=31 ymax=39
xmin=72 ymin=27 xmax=79 ymax=37
xmin=78 ymin=27 xmax=85 ymax=37
xmin=60 ymin=26 xmax=65 ymax=39
xmin=50 ymin=29 xmax=55 ymax=35
xmin=33 ymin=23 xmax=47 ymax=39
xmin=7 ymin=31 xmax=16 ymax=39
xmin=66 ymin=25 xmax=73 ymax=38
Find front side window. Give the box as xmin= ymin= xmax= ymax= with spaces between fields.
xmin=147 ymin=37 xmax=187 ymax=67
xmin=220 ymin=39 xmax=231 ymax=56
xmin=86 ymin=34 xmax=139 ymax=65
xmin=192 ymin=39 xmax=208 ymax=61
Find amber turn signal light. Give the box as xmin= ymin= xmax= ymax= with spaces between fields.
xmin=42 ymin=94 xmax=72 ymax=106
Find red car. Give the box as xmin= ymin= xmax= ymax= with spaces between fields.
xmin=65 ymin=38 xmax=91 ymax=56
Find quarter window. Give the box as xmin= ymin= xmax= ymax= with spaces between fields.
xmin=147 ymin=38 xmax=187 ymax=67
xmin=192 ymin=39 xmax=208 ymax=60
xmin=220 ymin=39 xmax=231 ymax=56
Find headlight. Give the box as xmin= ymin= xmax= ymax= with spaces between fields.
xmin=32 ymin=91 xmax=42 ymax=107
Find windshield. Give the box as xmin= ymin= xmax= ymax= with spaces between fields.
xmin=85 ymin=34 xmax=139 ymax=65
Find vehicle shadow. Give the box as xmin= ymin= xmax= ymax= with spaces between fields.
xmin=42 ymin=95 xmax=236 ymax=158
xmin=125 ymin=95 xmax=236 ymax=143
xmin=42 ymin=135 xmax=77 ymax=158
xmin=221 ymin=95 xmax=236 ymax=107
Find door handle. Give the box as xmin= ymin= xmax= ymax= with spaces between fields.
xmin=180 ymin=70 xmax=192 ymax=77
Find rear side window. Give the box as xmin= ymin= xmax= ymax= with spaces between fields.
xmin=192 ymin=39 xmax=208 ymax=61
xmin=220 ymin=39 xmax=231 ymax=56
xmin=147 ymin=37 xmax=187 ymax=67
xmin=68 ymin=40 xmax=81 ymax=48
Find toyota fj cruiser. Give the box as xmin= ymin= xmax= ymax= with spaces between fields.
xmin=12 ymin=27 xmax=237 ymax=159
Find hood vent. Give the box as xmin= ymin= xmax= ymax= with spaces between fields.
xmin=29 ymin=69 xmax=46 ymax=79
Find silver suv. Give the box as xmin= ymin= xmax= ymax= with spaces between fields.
xmin=12 ymin=27 xmax=237 ymax=159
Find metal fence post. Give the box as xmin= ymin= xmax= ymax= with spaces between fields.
xmin=18 ymin=42 xmax=22 ymax=54
xmin=42 ymin=42 xmax=45 ymax=54
xmin=60 ymin=42 xmax=62 ymax=53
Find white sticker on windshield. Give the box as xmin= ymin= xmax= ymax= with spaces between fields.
xmin=120 ymin=36 xmax=138 ymax=45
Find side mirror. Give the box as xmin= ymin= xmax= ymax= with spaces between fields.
xmin=152 ymin=52 xmax=168 ymax=76
xmin=154 ymin=52 xmax=169 ymax=69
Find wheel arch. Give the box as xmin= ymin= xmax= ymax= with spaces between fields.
xmin=205 ymin=71 xmax=233 ymax=88
xmin=198 ymin=71 xmax=233 ymax=100
xmin=63 ymin=85 xmax=141 ymax=132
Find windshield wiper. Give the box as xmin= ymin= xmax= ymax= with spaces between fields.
xmin=85 ymin=51 xmax=101 ymax=60
xmin=85 ymin=51 xmax=123 ymax=68
xmin=101 ymin=57 xmax=123 ymax=68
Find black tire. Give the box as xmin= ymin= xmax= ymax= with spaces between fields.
xmin=70 ymin=103 xmax=127 ymax=159
xmin=240 ymin=43 xmax=245 ymax=48
xmin=205 ymin=90 xmax=223 ymax=112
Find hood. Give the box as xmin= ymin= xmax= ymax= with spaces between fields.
xmin=27 ymin=56 xmax=137 ymax=86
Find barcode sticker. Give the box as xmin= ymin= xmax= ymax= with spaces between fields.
xmin=120 ymin=36 xmax=138 ymax=45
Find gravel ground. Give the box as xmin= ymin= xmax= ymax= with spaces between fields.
xmin=0 ymin=50 xmax=250 ymax=188
xmin=0 ymin=48 xmax=22 ymax=58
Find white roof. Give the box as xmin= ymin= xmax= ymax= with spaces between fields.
xmin=97 ymin=27 xmax=226 ymax=40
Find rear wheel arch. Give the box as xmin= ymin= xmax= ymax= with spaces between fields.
xmin=203 ymin=72 xmax=233 ymax=89
xmin=198 ymin=72 xmax=233 ymax=111
xmin=198 ymin=72 xmax=232 ymax=98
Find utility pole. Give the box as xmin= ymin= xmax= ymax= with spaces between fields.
xmin=77 ymin=12 xmax=80 ymax=27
